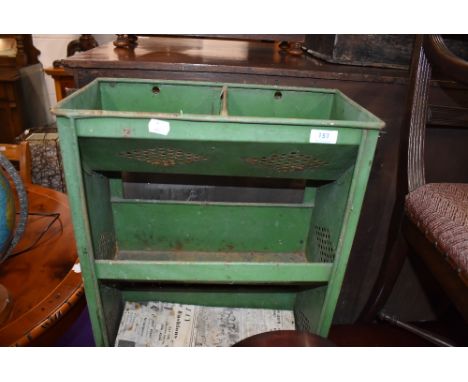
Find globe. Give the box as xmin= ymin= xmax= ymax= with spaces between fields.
xmin=0 ymin=170 xmax=15 ymax=256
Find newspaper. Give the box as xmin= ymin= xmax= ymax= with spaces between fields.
xmin=115 ymin=301 xmax=295 ymax=347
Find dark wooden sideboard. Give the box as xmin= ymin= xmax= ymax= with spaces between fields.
xmin=61 ymin=35 xmax=468 ymax=324
xmin=0 ymin=35 xmax=40 ymax=143
xmin=0 ymin=69 xmax=26 ymax=143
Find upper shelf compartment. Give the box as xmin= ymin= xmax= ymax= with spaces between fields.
xmin=100 ymin=81 xmax=224 ymax=115
xmin=53 ymin=78 xmax=384 ymax=129
xmin=224 ymin=85 xmax=380 ymax=124
xmin=52 ymin=79 xmax=384 ymax=180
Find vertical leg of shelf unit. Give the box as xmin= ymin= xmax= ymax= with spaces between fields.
xmin=83 ymin=169 xmax=122 ymax=344
xmin=316 ymin=130 xmax=379 ymax=336
xmin=100 ymin=284 xmax=125 ymax=346
xmin=57 ymin=117 xmax=109 ymax=346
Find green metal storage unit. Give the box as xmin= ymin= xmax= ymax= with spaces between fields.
xmin=52 ymin=78 xmax=384 ymax=346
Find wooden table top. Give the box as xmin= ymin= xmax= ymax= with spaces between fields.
xmin=63 ymin=36 xmax=408 ymax=84
xmin=0 ymin=184 xmax=83 ymax=346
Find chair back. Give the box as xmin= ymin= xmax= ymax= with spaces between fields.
xmin=405 ymin=35 xmax=468 ymax=193
xmin=0 ymin=142 xmax=32 ymax=184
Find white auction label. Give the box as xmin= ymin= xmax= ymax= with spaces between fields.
xmin=148 ymin=119 xmax=171 ymax=136
xmin=72 ymin=263 xmax=81 ymax=273
xmin=309 ymin=129 xmax=338 ymax=144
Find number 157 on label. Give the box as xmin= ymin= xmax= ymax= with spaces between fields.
xmin=309 ymin=129 xmax=338 ymax=144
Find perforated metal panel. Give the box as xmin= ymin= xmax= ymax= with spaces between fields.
xmin=98 ymin=231 xmax=116 ymax=258
xmin=315 ymin=226 xmax=335 ymax=263
xmin=295 ymin=309 xmax=311 ymax=332
xmin=244 ymin=152 xmax=327 ymax=173
xmin=119 ymin=148 xmax=207 ymax=168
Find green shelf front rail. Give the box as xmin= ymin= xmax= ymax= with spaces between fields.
xmin=53 ymin=78 xmax=384 ymax=346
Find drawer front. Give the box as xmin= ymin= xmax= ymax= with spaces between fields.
xmin=0 ymin=81 xmax=17 ymax=102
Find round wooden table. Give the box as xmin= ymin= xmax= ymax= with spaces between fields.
xmin=233 ymin=330 xmax=335 ymax=347
xmin=0 ymin=184 xmax=84 ymax=346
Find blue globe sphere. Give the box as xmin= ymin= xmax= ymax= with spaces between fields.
xmin=0 ymin=171 xmax=15 ymax=256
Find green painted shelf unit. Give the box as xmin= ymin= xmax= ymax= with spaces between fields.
xmin=53 ymin=78 xmax=384 ymax=346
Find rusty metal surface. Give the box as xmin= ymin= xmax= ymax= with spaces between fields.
xmin=115 ymin=250 xmax=308 ymax=263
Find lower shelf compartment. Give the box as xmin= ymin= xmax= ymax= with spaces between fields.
xmin=96 ymin=282 xmax=330 ymax=346
xmin=115 ymin=300 xmax=296 ymax=347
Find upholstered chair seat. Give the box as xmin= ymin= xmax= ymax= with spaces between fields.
xmin=405 ymin=183 xmax=468 ymax=284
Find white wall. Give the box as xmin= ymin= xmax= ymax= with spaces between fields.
xmin=32 ymin=34 xmax=114 ymax=106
